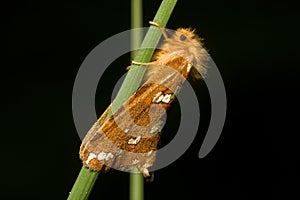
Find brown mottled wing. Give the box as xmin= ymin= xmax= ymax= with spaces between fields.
xmin=79 ymin=64 xmax=187 ymax=177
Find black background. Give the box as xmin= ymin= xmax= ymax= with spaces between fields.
xmin=2 ymin=0 xmax=299 ymax=199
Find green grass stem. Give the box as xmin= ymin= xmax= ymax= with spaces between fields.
xmin=130 ymin=168 xmax=144 ymax=200
xmin=130 ymin=0 xmax=144 ymax=200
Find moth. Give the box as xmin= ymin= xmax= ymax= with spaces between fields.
xmin=80 ymin=22 xmax=208 ymax=179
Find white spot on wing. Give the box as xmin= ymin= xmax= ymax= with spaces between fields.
xmin=97 ymin=152 xmax=106 ymax=161
xmin=86 ymin=153 xmax=97 ymax=165
xmin=128 ymin=135 xmax=141 ymax=145
xmin=153 ymin=92 xmax=173 ymax=104
xmin=155 ymin=95 xmax=164 ymax=103
xmin=105 ymin=152 xmax=114 ymax=161
xmin=152 ymin=91 xmax=163 ymax=102
xmin=162 ymin=94 xmax=172 ymax=103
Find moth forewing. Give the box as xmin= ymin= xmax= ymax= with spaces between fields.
xmin=80 ymin=65 xmax=187 ymax=175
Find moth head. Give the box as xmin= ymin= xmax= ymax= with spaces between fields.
xmin=171 ymin=28 xmax=208 ymax=78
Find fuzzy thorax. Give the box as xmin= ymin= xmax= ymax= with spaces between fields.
xmin=148 ymin=27 xmax=209 ymax=80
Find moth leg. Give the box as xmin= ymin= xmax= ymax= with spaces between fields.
xmin=149 ymin=21 xmax=169 ymax=40
xmin=126 ymin=60 xmax=157 ymax=70
xmin=132 ymin=60 xmax=156 ymax=66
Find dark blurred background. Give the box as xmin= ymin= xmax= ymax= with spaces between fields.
xmin=1 ymin=0 xmax=299 ymax=199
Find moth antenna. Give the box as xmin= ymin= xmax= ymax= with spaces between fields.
xmin=149 ymin=21 xmax=169 ymax=40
